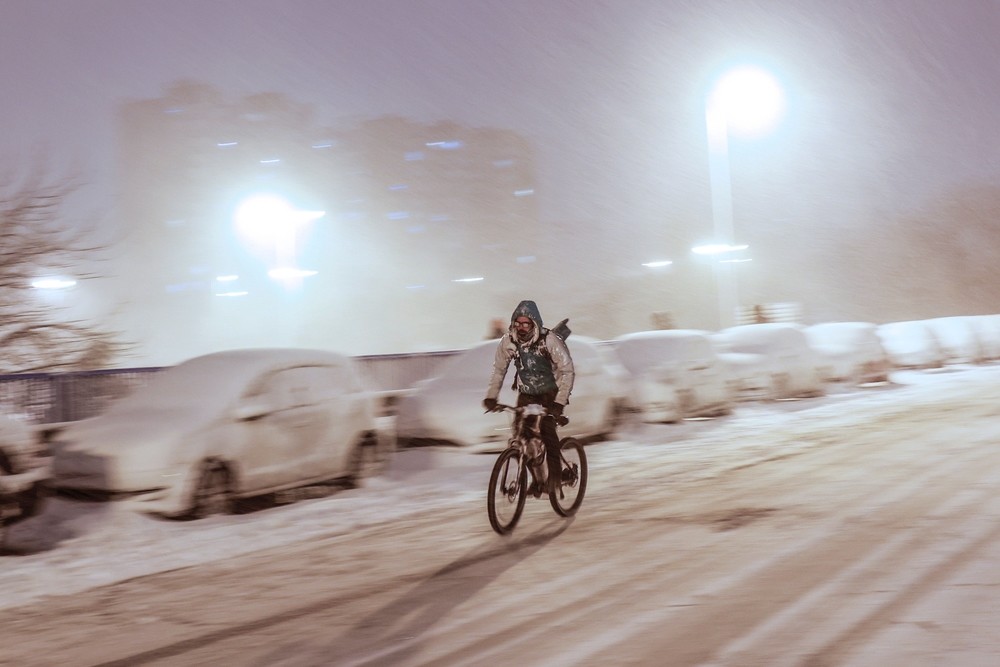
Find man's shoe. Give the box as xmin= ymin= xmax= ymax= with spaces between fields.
xmin=528 ymin=480 xmax=544 ymax=498
xmin=548 ymin=473 xmax=563 ymax=498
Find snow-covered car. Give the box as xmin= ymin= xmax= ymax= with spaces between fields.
xmin=711 ymin=323 xmax=825 ymax=400
xmin=609 ymin=330 xmax=734 ymax=423
xmin=0 ymin=413 xmax=51 ymax=537
xmin=394 ymin=336 xmax=630 ymax=449
xmin=971 ymin=314 xmax=1000 ymax=361
xmin=920 ymin=316 xmax=987 ymax=365
xmin=48 ymin=348 xmax=388 ymax=519
xmin=875 ymin=320 xmax=945 ymax=369
xmin=804 ymin=322 xmax=891 ymax=384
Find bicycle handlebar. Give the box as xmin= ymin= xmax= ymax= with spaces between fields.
xmin=490 ymin=403 xmax=569 ymax=426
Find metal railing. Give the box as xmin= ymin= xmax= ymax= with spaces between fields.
xmin=0 ymin=367 xmax=165 ymax=425
xmin=0 ymin=350 xmax=462 ymax=425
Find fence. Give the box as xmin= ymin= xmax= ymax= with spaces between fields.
xmin=0 ymin=350 xmax=463 ymax=425
xmin=0 ymin=367 xmax=166 ymax=425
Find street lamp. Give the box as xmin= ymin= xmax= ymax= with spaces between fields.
xmin=704 ymin=65 xmax=784 ymax=328
xmin=233 ymin=194 xmax=325 ymax=288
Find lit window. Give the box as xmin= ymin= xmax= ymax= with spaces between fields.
xmin=405 ymin=151 xmax=425 ymax=161
xmin=493 ymin=159 xmax=514 ymax=168
xmin=389 ymin=184 xmax=409 ymax=191
xmin=387 ymin=211 xmax=410 ymax=220
xmin=514 ymin=189 xmax=534 ymax=197
xmin=217 ymin=141 xmax=238 ymax=148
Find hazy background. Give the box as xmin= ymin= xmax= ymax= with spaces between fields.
xmin=3 ymin=0 xmax=999 ymax=363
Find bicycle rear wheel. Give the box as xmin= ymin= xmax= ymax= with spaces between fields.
xmin=550 ymin=437 xmax=587 ymax=517
xmin=488 ymin=448 xmax=527 ymax=534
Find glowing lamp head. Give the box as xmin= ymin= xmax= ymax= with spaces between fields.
xmin=709 ymin=66 xmax=786 ymax=138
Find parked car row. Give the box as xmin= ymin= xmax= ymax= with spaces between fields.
xmin=609 ymin=330 xmax=735 ymax=422
xmin=875 ymin=314 xmax=1000 ymax=369
xmin=712 ymin=323 xmax=827 ymax=401
xmin=43 ymin=349 xmax=390 ymax=520
xmin=394 ymin=336 xmax=630 ymax=450
xmin=4 ymin=313 xmax=998 ymax=525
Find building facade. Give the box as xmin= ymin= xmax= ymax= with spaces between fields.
xmin=114 ymin=82 xmax=540 ymax=363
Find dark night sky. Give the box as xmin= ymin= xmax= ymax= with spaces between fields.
xmin=3 ymin=0 xmax=1000 ymax=351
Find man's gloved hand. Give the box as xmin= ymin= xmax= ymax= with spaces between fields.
xmin=550 ymin=402 xmax=569 ymax=426
xmin=482 ymin=397 xmax=498 ymax=413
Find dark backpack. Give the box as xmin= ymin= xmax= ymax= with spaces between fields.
xmin=510 ymin=318 xmax=571 ymax=391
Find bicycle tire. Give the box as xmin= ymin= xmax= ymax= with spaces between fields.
xmin=488 ymin=448 xmax=527 ymax=534
xmin=550 ymin=437 xmax=587 ymax=517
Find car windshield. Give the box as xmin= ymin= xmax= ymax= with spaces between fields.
xmin=105 ymin=355 xmax=270 ymax=416
xmin=614 ymin=337 xmax=687 ymax=375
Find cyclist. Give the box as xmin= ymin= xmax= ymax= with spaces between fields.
xmin=483 ymin=300 xmax=575 ymax=494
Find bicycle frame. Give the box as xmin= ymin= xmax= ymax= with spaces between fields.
xmin=502 ymin=403 xmax=551 ymax=488
xmin=487 ymin=403 xmax=587 ymax=534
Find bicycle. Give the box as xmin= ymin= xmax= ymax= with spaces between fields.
xmin=486 ymin=403 xmax=588 ymax=535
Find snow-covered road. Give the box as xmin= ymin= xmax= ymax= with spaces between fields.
xmin=4 ymin=365 xmax=1000 ymax=665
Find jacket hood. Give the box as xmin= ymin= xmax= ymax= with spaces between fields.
xmin=510 ymin=300 xmax=543 ymax=346
xmin=510 ymin=300 xmax=543 ymax=328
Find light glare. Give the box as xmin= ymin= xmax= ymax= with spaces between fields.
xmin=31 ymin=277 xmax=77 ymax=290
xmin=268 ymin=268 xmax=318 ymax=281
xmin=710 ymin=66 xmax=785 ymax=137
xmin=692 ymin=244 xmax=749 ymax=255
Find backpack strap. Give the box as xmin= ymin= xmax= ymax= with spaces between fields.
xmin=510 ymin=329 xmax=551 ymax=390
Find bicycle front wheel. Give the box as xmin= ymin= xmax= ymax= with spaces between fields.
xmin=550 ymin=437 xmax=588 ymax=517
xmin=488 ymin=448 xmax=527 ymax=535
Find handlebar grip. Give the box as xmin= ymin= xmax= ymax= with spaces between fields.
xmin=556 ymin=415 xmax=569 ymax=426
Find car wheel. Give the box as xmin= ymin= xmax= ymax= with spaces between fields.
xmin=677 ymin=389 xmax=695 ymax=418
xmin=589 ymin=399 xmax=628 ymax=442
xmin=711 ymin=403 xmax=734 ymax=417
xmin=346 ymin=432 xmax=394 ymax=487
xmin=0 ymin=461 xmax=43 ymax=529
xmin=16 ymin=482 xmax=48 ymax=522
xmin=186 ymin=460 xmax=234 ymax=519
xmin=770 ymin=372 xmax=791 ymax=400
xmin=610 ymin=399 xmax=630 ymax=432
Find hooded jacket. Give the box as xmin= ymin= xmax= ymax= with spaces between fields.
xmin=484 ymin=300 xmax=574 ymax=405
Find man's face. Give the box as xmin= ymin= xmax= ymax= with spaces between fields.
xmin=513 ymin=316 xmax=534 ymax=342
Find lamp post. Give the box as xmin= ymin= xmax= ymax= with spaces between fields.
xmin=704 ymin=65 xmax=784 ymax=328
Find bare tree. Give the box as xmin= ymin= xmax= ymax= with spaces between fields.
xmin=0 ymin=170 xmax=129 ymax=373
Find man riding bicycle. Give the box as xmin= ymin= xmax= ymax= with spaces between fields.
xmin=483 ymin=300 xmax=575 ymax=494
